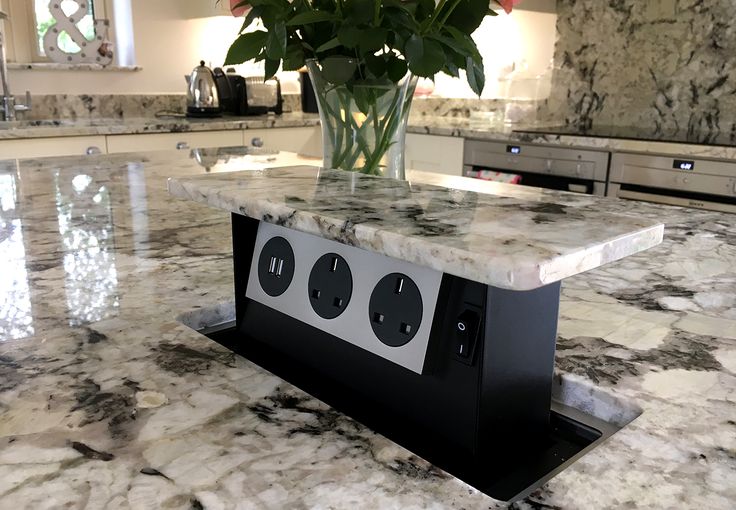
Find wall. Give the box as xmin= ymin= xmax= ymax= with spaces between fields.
xmin=541 ymin=0 xmax=736 ymax=135
xmin=432 ymin=8 xmax=558 ymax=99
xmin=6 ymin=0 xmax=251 ymax=95
xmin=5 ymin=0 xmax=555 ymax=99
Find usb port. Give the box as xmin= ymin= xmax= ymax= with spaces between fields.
xmin=268 ymin=256 xmax=277 ymax=274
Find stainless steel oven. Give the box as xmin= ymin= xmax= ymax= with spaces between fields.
xmin=463 ymin=140 xmax=610 ymax=195
xmin=608 ymin=152 xmax=736 ymax=214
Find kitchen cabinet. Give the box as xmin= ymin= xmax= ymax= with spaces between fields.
xmin=0 ymin=135 xmax=107 ymax=159
xmin=107 ymin=130 xmax=244 ymax=154
xmin=405 ymin=133 xmax=464 ymax=175
xmin=247 ymin=126 xmax=322 ymax=158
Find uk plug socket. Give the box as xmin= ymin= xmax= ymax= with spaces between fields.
xmin=309 ymin=253 xmax=353 ymax=319
xmin=369 ymin=273 xmax=423 ymax=347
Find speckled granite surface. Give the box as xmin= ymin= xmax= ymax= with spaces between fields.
xmin=0 ymin=150 xmax=734 ymax=509
xmin=167 ymin=166 xmax=663 ymax=290
xmin=0 ymin=113 xmax=321 ymax=139
xmin=2 ymin=113 xmax=735 ymax=161
xmin=540 ymin=0 xmax=736 ymax=138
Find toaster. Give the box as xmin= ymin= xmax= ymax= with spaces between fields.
xmin=243 ymin=75 xmax=283 ymax=115
xmin=221 ymin=70 xmax=283 ymax=116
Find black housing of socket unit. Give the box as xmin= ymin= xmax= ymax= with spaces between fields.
xmin=228 ymin=214 xmax=598 ymax=502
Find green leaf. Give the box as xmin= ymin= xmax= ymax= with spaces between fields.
xmin=248 ymin=0 xmax=289 ymax=8
xmin=286 ymin=10 xmax=337 ymax=26
xmin=404 ymin=34 xmax=445 ymax=77
xmin=384 ymin=0 xmax=417 ymax=16
xmin=386 ymin=55 xmax=408 ymax=82
xmin=344 ymin=0 xmax=374 ymax=24
xmin=443 ymin=61 xmax=460 ymax=78
xmin=352 ymin=86 xmax=374 ymax=116
xmin=225 ymin=31 xmax=268 ymax=65
xmin=445 ymin=0 xmax=489 ymax=34
xmin=337 ymin=25 xmax=362 ymax=49
xmin=365 ymin=53 xmax=387 ymax=77
xmin=240 ymin=6 xmax=261 ymax=33
xmin=282 ymin=43 xmax=305 ymax=71
xmin=248 ymin=0 xmax=289 ymax=23
xmin=415 ymin=0 xmax=436 ymax=21
xmin=444 ymin=26 xmax=482 ymax=63
xmin=359 ymin=27 xmax=387 ymax=54
xmin=466 ymin=55 xmax=485 ymax=96
xmin=320 ymin=56 xmax=358 ymax=85
xmin=266 ymin=21 xmax=287 ymax=59
xmin=315 ymin=37 xmax=340 ymax=53
xmin=264 ymin=57 xmax=281 ymax=80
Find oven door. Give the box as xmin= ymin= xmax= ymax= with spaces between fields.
xmin=464 ymin=166 xmax=605 ymax=195
xmin=463 ymin=140 xmax=609 ymax=196
xmin=608 ymin=152 xmax=736 ymax=213
xmin=609 ymin=183 xmax=736 ymax=213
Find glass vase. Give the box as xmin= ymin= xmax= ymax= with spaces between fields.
xmin=306 ymin=59 xmax=417 ymax=180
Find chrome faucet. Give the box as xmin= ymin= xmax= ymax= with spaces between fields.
xmin=0 ymin=10 xmax=31 ymax=121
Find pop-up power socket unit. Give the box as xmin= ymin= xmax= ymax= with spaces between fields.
xmin=225 ymin=214 xmax=601 ymax=502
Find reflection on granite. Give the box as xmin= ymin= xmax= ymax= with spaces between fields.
xmin=168 ymin=166 xmax=663 ymax=290
xmin=0 ymin=150 xmax=734 ymax=508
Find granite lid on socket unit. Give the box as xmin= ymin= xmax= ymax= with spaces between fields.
xmin=167 ymin=166 xmax=664 ymax=290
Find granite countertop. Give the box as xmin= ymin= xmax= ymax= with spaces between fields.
xmin=0 ymin=150 xmax=734 ymax=508
xmin=0 ymin=113 xmax=322 ymax=139
xmin=168 ymin=167 xmax=663 ymax=290
xmin=2 ymin=112 xmax=736 ymax=161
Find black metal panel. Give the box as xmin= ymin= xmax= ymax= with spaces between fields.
xmin=477 ymin=284 xmax=561 ymax=456
xmin=228 ymin=215 xmax=574 ymax=501
xmin=231 ymin=213 xmax=260 ymax=330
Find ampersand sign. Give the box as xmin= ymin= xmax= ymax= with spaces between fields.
xmin=42 ymin=0 xmax=113 ymax=65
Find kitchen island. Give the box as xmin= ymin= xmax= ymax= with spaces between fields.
xmin=0 ymin=149 xmax=734 ymax=508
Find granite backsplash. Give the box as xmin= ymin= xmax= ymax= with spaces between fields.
xmin=20 ymin=94 xmax=510 ymax=121
xmin=539 ymin=0 xmax=736 ymax=137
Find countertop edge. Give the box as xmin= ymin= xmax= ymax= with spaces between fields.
xmin=3 ymin=115 xmax=735 ymax=161
xmin=167 ymin=173 xmax=666 ymax=291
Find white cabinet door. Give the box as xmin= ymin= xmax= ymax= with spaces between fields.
xmin=246 ymin=126 xmax=322 ymax=158
xmin=106 ymin=130 xmax=244 ymax=154
xmin=0 ymin=135 xmax=107 ymax=159
xmin=405 ymin=133 xmax=464 ymax=175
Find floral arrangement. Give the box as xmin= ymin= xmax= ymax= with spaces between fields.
xmin=224 ymin=0 xmax=520 ymax=96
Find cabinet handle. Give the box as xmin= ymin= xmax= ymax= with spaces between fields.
xmin=85 ymin=146 xmax=101 ymax=155
xmin=251 ymin=137 xmax=264 ymax=148
xmin=176 ymin=142 xmax=190 ymax=150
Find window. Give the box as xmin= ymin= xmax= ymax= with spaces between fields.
xmin=32 ymin=0 xmax=97 ymax=59
xmin=1 ymin=0 xmax=123 ymax=64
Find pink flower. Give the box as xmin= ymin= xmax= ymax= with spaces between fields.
xmin=496 ymin=0 xmax=521 ymax=14
xmin=230 ymin=0 xmax=250 ymax=16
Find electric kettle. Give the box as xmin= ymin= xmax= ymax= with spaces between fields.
xmin=185 ymin=61 xmax=221 ymax=118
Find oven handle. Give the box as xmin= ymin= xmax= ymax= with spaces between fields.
xmin=617 ymin=189 xmax=736 ymax=214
